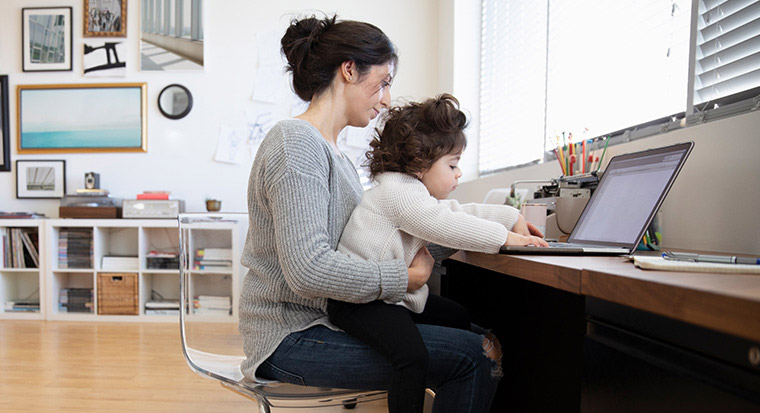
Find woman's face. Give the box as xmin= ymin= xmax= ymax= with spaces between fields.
xmin=345 ymin=62 xmax=394 ymax=128
xmin=419 ymin=151 xmax=463 ymax=200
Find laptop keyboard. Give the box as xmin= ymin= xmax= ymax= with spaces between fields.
xmin=546 ymin=242 xmax=588 ymax=248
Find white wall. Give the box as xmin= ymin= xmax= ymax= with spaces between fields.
xmin=451 ymin=110 xmax=760 ymax=255
xmin=0 ymin=0 xmax=442 ymax=216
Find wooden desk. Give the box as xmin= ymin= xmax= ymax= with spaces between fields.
xmin=442 ymin=251 xmax=760 ymax=412
xmin=579 ymin=256 xmax=760 ymax=343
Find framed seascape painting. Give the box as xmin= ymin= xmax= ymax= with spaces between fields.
xmin=22 ymin=7 xmax=73 ymax=72
xmin=85 ymin=0 xmax=127 ymax=37
xmin=0 ymin=75 xmax=9 ymax=172
xmin=16 ymin=160 xmax=66 ymax=199
xmin=17 ymin=83 xmax=147 ymax=154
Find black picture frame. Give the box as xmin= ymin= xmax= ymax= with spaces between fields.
xmin=16 ymin=159 xmax=66 ymax=199
xmin=22 ymin=7 xmax=73 ymax=72
xmin=0 ymin=75 xmax=9 ymax=172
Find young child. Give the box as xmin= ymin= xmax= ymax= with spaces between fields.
xmin=329 ymin=94 xmax=547 ymax=412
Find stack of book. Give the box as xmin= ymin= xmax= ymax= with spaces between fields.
xmin=59 ymin=288 xmax=93 ymax=313
xmin=193 ymin=295 xmax=231 ymax=316
xmin=58 ymin=228 xmax=93 ymax=269
xmin=144 ymin=299 xmax=180 ymax=316
xmin=4 ymin=300 xmax=40 ymax=313
xmin=101 ymin=255 xmax=139 ymax=270
xmin=1 ymin=228 xmax=39 ymax=268
xmin=146 ymin=251 xmax=179 ymax=269
xmin=136 ymin=190 xmax=170 ymax=200
xmin=193 ymin=248 xmax=232 ymax=270
xmin=0 ymin=211 xmax=45 ymax=219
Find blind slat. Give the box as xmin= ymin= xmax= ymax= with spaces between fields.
xmin=702 ymin=0 xmax=755 ymax=28
xmin=700 ymin=1 xmax=760 ymax=42
xmin=698 ymin=17 xmax=760 ymax=58
xmin=696 ymin=67 xmax=760 ymax=100
xmin=695 ymin=0 xmax=760 ymax=103
xmin=698 ymin=35 xmax=760 ymax=73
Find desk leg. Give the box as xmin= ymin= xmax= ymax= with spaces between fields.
xmin=441 ymin=259 xmax=585 ymax=412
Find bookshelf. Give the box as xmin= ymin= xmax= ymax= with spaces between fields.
xmin=179 ymin=214 xmax=247 ymax=322
xmin=40 ymin=218 xmax=246 ymax=322
xmin=0 ymin=220 xmax=44 ymax=320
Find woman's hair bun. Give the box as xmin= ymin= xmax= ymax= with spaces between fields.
xmin=280 ymin=14 xmax=397 ymax=102
xmin=281 ymin=15 xmax=337 ymax=100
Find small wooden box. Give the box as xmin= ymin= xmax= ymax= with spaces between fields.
xmin=59 ymin=206 xmax=122 ymax=219
xmin=97 ymin=273 xmax=139 ymax=315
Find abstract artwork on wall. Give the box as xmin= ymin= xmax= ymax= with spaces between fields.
xmin=84 ymin=41 xmax=127 ymax=77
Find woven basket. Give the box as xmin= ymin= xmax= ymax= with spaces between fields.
xmin=97 ymin=273 xmax=139 ymax=315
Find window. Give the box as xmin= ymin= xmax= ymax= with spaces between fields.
xmin=479 ymin=0 xmax=760 ymax=174
xmin=479 ymin=0 xmax=548 ymax=173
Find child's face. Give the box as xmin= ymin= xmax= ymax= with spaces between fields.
xmin=419 ymin=151 xmax=463 ymax=200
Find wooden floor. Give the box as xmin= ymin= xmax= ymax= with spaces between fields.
xmin=0 ymin=320 xmax=389 ymax=412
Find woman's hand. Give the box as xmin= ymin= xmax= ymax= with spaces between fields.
xmin=505 ymin=231 xmax=549 ymax=247
xmin=512 ymin=214 xmax=545 ymax=238
xmin=407 ymin=246 xmax=434 ymax=292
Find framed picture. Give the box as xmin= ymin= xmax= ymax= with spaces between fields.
xmin=17 ymin=83 xmax=147 ymax=154
xmin=83 ymin=41 xmax=127 ymax=77
xmin=16 ymin=160 xmax=66 ymax=199
xmin=22 ymin=7 xmax=73 ymax=72
xmin=85 ymin=0 xmax=127 ymax=37
xmin=0 ymin=75 xmax=9 ymax=172
xmin=140 ymin=0 xmax=204 ymax=71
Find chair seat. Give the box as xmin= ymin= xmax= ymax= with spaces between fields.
xmin=179 ymin=213 xmax=389 ymax=411
xmin=185 ymin=343 xmax=387 ymax=407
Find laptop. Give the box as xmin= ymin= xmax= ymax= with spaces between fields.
xmin=501 ymin=141 xmax=694 ymax=255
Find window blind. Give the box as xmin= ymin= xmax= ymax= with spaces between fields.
xmin=545 ymin=0 xmax=691 ymax=144
xmin=694 ymin=0 xmax=760 ymax=104
xmin=479 ymin=0 xmax=548 ymax=174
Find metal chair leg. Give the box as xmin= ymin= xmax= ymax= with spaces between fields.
xmin=342 ymin=398 xmax=358 ymax=409
xmin=257 ymin=399 xmax=271 ymax=413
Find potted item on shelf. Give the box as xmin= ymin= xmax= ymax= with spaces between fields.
xmin=205 ymin=198 xmax=221 ymax=212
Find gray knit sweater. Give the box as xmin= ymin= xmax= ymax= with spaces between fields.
xmin=238 ymin=119 xmax=410 ymax=381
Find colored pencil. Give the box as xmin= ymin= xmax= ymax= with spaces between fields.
xmin=596 ymin=137 xmax=610 ymax=172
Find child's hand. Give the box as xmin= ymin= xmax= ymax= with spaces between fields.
xmin=505 ymin=231 xmax=549 ymax=247
xmin=407 ymin=246 xmax=434 ymax=292
xmin=513 ymin=214 xmax=545 ymax=238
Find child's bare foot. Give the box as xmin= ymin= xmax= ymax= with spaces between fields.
xmin=482 ymin=332 xmax=502 ymax=361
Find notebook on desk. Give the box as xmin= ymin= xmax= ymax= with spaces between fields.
xmin=501 ymin=141 xmax=694 ymax=255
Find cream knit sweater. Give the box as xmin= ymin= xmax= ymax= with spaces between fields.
xmin=338 ymin=172 xmax=520 ymax=313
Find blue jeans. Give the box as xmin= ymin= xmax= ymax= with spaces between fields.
xmin=257 ymin=324 xmax=500 ymax=412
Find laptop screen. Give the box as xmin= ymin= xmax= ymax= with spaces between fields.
xmin=568 ymin=142 xmax=693 ymax=248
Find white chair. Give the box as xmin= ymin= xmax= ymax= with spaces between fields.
xmin=178 ymin=212 xmax=387 ymax=412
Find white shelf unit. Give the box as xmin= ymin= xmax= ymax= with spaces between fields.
xmin=0 ymin=220 xmax=45 ymax=320
xmin=180 ymin=214 xmax=247 ymax=323
xmin=43 ymin=219 xmax=188 ymax=322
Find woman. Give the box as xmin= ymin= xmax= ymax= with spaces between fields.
xmin=239 ymin=14 xmax=500 ymax=412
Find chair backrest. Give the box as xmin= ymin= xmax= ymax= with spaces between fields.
xmin=178 ymin=212 xmax=248 ymax=383
xmin=178 ymin=212 xmax=388 ymax=410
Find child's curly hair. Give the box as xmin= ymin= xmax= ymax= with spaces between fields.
xmin=366 ymin=93 xmax=468 ymax=179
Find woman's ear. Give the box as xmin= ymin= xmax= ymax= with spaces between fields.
xmin=340 ymin=61 xmax=356 ymax=82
